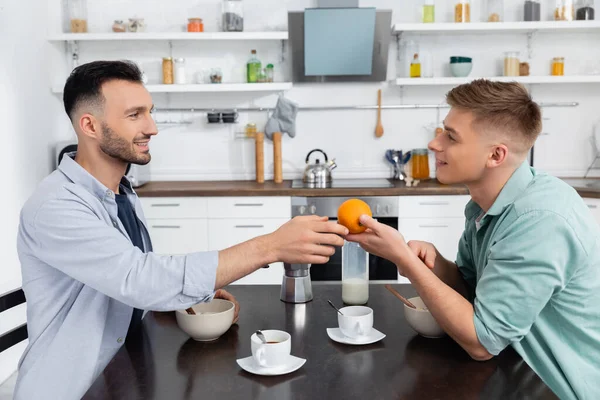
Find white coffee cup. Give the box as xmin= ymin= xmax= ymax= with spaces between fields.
xmin=251 ymin=330 xmax=291 ymax=368
xmin=338 ymin=306 xmax=373 ymax=339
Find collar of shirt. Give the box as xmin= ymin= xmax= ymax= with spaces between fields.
xmin=464 ymin=161 xmax=534 ymax=231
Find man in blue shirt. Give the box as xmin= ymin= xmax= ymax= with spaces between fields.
xmin=15 ymin=60 xmax=348 ymax=399
xmin=348 ymin=80 xmax=600 ymax=399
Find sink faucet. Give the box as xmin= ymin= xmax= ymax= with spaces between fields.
xmin=280 ymin=263 xmax=313 ymax=303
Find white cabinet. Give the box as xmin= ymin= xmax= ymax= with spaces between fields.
xmin=582 ymin=197 xmax=600 ymax=225
xmin=145 ymin=219 xmax=208 ymax=254
xmin=397 ymin=195 xmax=470 ymax=283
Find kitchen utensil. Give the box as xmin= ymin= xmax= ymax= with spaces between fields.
xmin=327 ymin=299 xmax=344 ymax=315
xmin=175 ymin=299 xmax=235 ymax=341
xmin=273 ymin=132 xmax=283 ymax=183
xmin=185 ymin=307 xmax=196 ymax=315
xmin=302 ymin=149 xmax=337 ymax=187
xmin=255 ymin=132 xmax=264 ymax=183
xmin=404 ymin=296 xmax=445 ymax=338
xmin=281 ymin=262 xmax=313 ymax=303
xmin=385 ymin=284 xmax=417 ymax=309
xmin=375 ymin=89 xmax=384 ymax=138
xmin=255 ymin=330 xmax=268 ymax=344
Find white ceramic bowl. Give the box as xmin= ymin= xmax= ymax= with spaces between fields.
xmin=175 ymin=299 xmax=234 ymax=341
xmin=449 ymin=62 xmax=473 ymax=77
xmin=403 ymin=297 xmax=445 ymax=338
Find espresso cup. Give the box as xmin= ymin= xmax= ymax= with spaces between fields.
xmin=251 ymin=330 xmax=291 ymax=368
xmin=338 ymin=306 xmax=373 ymax=339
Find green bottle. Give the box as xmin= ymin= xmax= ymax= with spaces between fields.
xmin=247 ymin=49 xmax=261 ymax=83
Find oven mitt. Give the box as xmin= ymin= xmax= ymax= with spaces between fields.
xmin=265 ymin=96 xmax=299 ymax=140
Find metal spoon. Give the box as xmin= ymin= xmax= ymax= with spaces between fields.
xmin=255 ymin=330 xmax=268 ymax=344
xmin=327 ymin=300 xmax=344 ymax=316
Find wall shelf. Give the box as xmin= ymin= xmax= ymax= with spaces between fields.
xmin=48 ymin=32 xmax=288 ymax=42
xmin=392 ymin=21 xmax=600 ymax=35
xmin=51 ymin=82 xmax=293 ymax=94
xmin=393 ymin=76 xmax=600 ymax=86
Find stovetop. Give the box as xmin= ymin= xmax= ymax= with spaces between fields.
xmin=291 ymin=178 xmax=394 ymax=189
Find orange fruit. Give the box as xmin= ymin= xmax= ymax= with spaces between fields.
xmin=337 ymin=199 xmax=372 ymax=234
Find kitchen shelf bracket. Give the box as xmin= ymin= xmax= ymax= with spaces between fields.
xmin=68 ymin=40 xmax=79 ymax=69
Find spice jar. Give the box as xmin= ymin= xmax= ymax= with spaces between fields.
xmin=519 ymin=62 xmax=530 ymax=76
xmin=551 ymin=57 xmax=565 ymax=76
xmin=245 ymin=123 xmax=257 ymax=137
xmin=524 ymin=0 xmax=541 ymax=21
xmin=128 ymin=18 xmax=145 ymax=32
xmin=265 ymin=64 xmax=274 ymax=82
xmin=504 ymin=51 xmax=520 ymax=76
xmin=187 ymin=18 xmax=204 ymax=32
xmin=68 ymin=0 xmax=88 ymax=33
xmin=485 ymin=0 xmax=504 ymax=21
xmin=555 ymin=0 xmax=575 ymax=20
xmin=455 ymin=0 xmax=471 ymax=22
xmin=210 ymin=68 xmax=223 ymax=83
xmin=422 ymin=0 xmax=435 ymax=23
xmin=576 ymin=0 xmax=595 ymax=20
xmin=112 ymin=20 xmax=126 ymax=33
xmin=411 ymin=149 xmax=430 ymax=180
xmin=174 ymin=58 xmax=186 ymax=84
xmin=162 ymin=57 xmax=174 ymax=84
xmin=222 ymin=0 xmax=244 ymax=32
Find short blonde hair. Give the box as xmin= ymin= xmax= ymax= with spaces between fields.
xmin=446 ymin=79 xmax=542 ymax=152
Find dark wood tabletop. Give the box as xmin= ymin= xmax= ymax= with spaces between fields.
xmin=83 ymin=284 xmax=557 ymax=400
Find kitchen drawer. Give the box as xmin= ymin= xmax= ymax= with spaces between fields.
xmin=398 ymin=217 xmax=465 ymax=262
xmin=207 ymin=197 xmax=291 ymax=219
xmin=397 ymin=195 xmax=470 ymax=218
xmin=145 ymin=219 xmax=208 ymax=254
xmin=139 ymin=197 xmax=208 ymax=219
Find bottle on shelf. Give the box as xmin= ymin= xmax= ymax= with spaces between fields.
xmin=247 ymin=49 xmax=262 ymax=83
xmin=422 ymin=0 xmax=435 ymax=23
xmin=410 ymin=53 xmax=421 ymax=78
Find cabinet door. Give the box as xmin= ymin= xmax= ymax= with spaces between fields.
xmin=208 ymin=218 xmax=289 ymax=285
xmin=583 ymin=198 xmax=600 ymax=226
xmin=397 ymin=218 xmax=466 ymax=264
xmin=145 ymin=219 xmax=208 ymax=255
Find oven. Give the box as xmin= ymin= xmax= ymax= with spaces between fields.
xmin=291 ymin=196 xmax=399 ymax=282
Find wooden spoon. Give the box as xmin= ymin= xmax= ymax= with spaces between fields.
xmin=185 ymin=307 xmax=196 ymax=315
xmin=375 ymin=89 xmax=384 ymax=138
xmin=384 ymin=284 xmax=417 ymax=309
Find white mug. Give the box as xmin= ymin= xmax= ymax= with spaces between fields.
xmin=251 ymin=330 xmax=291 ymax=368
xmin=338 ymin=306 xmax=373 ymax=339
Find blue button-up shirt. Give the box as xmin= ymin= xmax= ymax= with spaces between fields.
xmin=14 ymin=153 xmax=218 ymax=400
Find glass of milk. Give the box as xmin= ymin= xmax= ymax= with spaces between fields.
xmin=342 ymin=241 xmax=369 ymax=305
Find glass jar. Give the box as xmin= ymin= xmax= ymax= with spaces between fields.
xmin=187 ymin=18 xmax=204 ymax=32
xmin=245 ymin=123 xmax=257 ymax=137
xmin=576 ymin=0 xmax=595 ymax=19
xmin=112 ymin=20 xmax=126 ymax=33
xmin=551 ymin=57 xmax=565 ymax=75
xmin=162 ymin=57 xmax=174 ymax=84
xmin=265 ymin=64 xmax=274 ymax=82
xmin=422 ymin=0 xmax=435 ymax=23
xmin=524 ymin=0 xmax=541 ymax=21
xmin=68 ymin=0 xmax=88 ymax=33
xmin=128 ymin=18 xmax=145 ymax=32
xmin=411 ymin=149 xmax=430 ymax=180
xmin=341 ymin=241 xmax=369 ymax=305
xmin=485 ymin=0 xmax=504 ymax=21
xmin=555 ymin=0 xmax=575 ymax=20
xmin=504 ymin=51 xmax=520 ymax=76
xmin=519 ymin=62 xmax=530 ymax=76
xmin=455 ymin=0 xmax=471 ymax=22
xmin=174 ymin=58 xmax=186 ymax=84
xmin=210 ymin=67 xmax=223 ymax=83
xmin=222 ymin=0 xmax=244 ymax=32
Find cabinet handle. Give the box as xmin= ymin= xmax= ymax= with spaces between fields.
xmin=234 ymin=203 xmax=264 ymax=207
xmin=151 ymin=203 xmax=181 ymax=207
xmin=418 ymin=201 xmax=450 ymax=206
xmin=151 ymin=225 xmax=181 ymax=229
xmin=418 ymin=224 xmax=449 ymax=228
xmin=235 ymin=225 xmax=265 ymax=228
xmin=587 ymin=204 xmax=598 ymax=209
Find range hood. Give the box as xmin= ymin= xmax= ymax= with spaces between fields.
xmin=288 ymin=3 xmax=391 ymax=83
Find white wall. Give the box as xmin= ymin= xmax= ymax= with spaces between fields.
xmin=1 ymin=0 xmax=62 ymax=384
xmin=47 ymin=0 xmax=600 ymax=181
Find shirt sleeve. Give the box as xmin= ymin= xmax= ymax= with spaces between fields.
xmin=23 ymin=197 xmax=218 ymax=311
xmin=472 ymin=211 xmax=577 ymax=355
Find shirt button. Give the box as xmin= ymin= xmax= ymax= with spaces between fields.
xmin=112 ymin=221 xmax=118 ymax=227
xmin=106 ymin=190 xmax=113 ymax=197
xmin=117 ymin=337 xmax=124 ymax=343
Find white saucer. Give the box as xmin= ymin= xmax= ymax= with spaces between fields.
xmin=237 ymin=355 xmax=306 ymax=376
xmin=327 ymin=327 xmax=386 ymax=345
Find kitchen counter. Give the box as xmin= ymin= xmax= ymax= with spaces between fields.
xmin=135 ymin=179 xmax=469 ymax=197
xmin=83 ymin=284 xmax=556 ymax=400
xmin=134 ymin=178 xmax=600 ymax=199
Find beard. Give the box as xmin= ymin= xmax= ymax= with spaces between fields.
xmin=99 ymin=122 xmax=151 ymax=166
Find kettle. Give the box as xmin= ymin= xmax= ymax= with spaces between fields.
xmin=302 ymin=149 xmax=337 ymax=187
